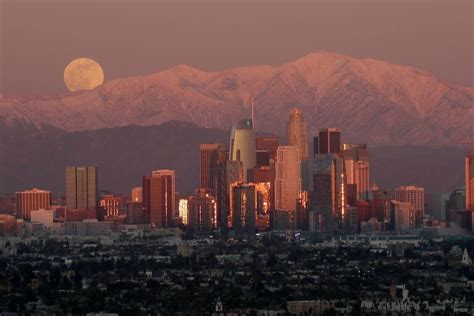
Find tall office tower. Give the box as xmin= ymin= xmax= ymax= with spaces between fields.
xmin=287 ymin=108 xmax=309 ymax=161
xmin=312 ymin=153 xmax=346 ymax=234
xmin=15 ymin=189 xmax=52 ymax=220
xmin=287 ymin=108 xmax=309 ymax=191
xmin=229 ymin=119 xmax=256 ymax=182
xmin=250 ymin=182 xmax=272 ymax=231
xmin=466 ymin=154 xmax=474 ymax=210
xmin=231 ymin=183 xmax=256 ymax=234
xmin=131 ymin=187 xmax=142 ymax=202
xmin=188 ymin=189 xmax=217 ymax=233
xmin=200 ymin=144 xmax=228 ymax=191
xmin=275 ymin=146 xmax=301 ymax=212
xmin=342 ymin=144 xmax=370 ymax=201
xmin=314 ymin=128 xmax=341 ymax=155
xmin=390 ymin=200 xmax=415 ymax=233
xmin=66 ymin=166 xmax=97 ymax=210
xmin=395 ymin=185 xmax=425 ymax=227
xmin=256 ymin=136 xmax=279 ymax=167
xmin=99 ymin=194 xmax=122 ymax=217
xmin=215 ymin=160 xmax=243 ymax=231
xmin=142 ymin=170 xmax=176 ymax=228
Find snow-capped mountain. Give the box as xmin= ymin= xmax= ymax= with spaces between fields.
xmin=1 ymin=51 xmax=472 ymax=145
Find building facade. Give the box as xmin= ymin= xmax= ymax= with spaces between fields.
xmin=15 ymin=189 xmax=52 ymax=220
xmin=287 ymin=108 xmax=309 ymax=161
xmin=231 ymin=184 xmax=256 ymax=234
xmin=395 ymin=185 xmax=425 ymax=227
xmin=229 ymin=119 xmax=256 ymax=182
xmin=143 ymin=170 xmax=176 ymax=228
xmin=66 ymin=166 xmax=97 ymax=210
xmin=275 ymin=146 xmax=301 ymax=212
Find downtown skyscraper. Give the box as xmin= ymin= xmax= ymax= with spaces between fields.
xmin=229 ymin=119 xmax=256 ymax=182
xmin=314 ymin=128 xmax=341 ymax=155
xmin=142 ymin=169 xmax=176 ymax=228
xmin=200 ymin=144 xmax=228 ymax=191
xmin=275 ymin=146 xmax=301 ymax=212
xmin=287 ymin=108 xmax=309 ymax=161
xmin=66 ymin=166 xmax=97 ymax=210
xmin=287 ymin=108 xmax=309 ymax=190
xmin=342 ymin=144 xmax=370 ymax=201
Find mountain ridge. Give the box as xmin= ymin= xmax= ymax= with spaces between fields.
xmin=0 ymin=51 xmax=472 ymax=146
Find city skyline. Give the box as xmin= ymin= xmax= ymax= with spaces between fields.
xmin=0 ymin=1 xmax=473 ymax=314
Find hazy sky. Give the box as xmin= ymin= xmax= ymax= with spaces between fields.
xmin=1 ymin=0 xmax=473 ymax=96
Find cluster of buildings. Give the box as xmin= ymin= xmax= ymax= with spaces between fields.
xmin=0 ymin=230 xmax=472 ymax=315
xmin=2 ymin=108 xmax=473 ymax=239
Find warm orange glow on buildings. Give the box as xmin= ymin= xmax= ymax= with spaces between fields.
xmin=15 ymin=188 xmax=52 ymax=220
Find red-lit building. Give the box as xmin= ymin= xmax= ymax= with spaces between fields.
xmin=15 ymin=189 xmax=52 ymax=220
xmin=99 ymin=194 xmax=123 ymax=217
xmin=65 ymin=208 xmax=97 ymax=222
xmin=143 ymin=170 xmax=176 ymax=228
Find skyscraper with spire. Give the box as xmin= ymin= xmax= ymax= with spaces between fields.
xmin=229 ymin=119 xmax=256 ymax=182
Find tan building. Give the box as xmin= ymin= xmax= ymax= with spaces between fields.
xmin=15 ymin=188 xmax=52 ymax=220
xmin=286 ymin=108 xmax=308 ymax=161
xmin=66 ymin=166 xmax=97 ymax=210
xmin=395 ymin=185 xmax=424 ymax=226
xmin=275 ymin=146 xmax=301 ymax=212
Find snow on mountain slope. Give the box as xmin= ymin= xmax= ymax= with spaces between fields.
xmin=0 ymin=51 xmax=472 ymax=145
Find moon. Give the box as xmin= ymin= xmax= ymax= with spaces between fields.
xmin=64 ymin=58 xmax=104 ymax=92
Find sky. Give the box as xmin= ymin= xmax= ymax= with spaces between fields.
xmin=1 ymin=0 xmax=473 ymax=96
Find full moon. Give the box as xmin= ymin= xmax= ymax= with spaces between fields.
xmin=64 ymin=58 xmax=104 ymax=92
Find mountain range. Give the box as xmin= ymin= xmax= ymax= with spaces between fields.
xmin=1 ymin=51 xmax=472 ymax=146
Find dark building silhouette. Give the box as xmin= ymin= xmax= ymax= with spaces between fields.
xmin=231 ymin=183 xmax=256 ymax=234
xmin=215 ymin=160 xmax=243 ymax=231
xmin=200 ymin=144 xmax=228 ymax=191
xmin=314 ymin=128 xmax=341 ymax=155
xmin=188 ymin=189 xmax=216 ymax=233
xmin=127 ymin=201 xmax=144 ymax=224
xmin=311 ymin=153 xmax=346 ymax=234
xmin=256 ymin=136 xmax=279 ymax=167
